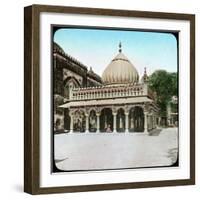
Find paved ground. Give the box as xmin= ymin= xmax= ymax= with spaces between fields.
xmin=54 ymin=128 xmax=178 ymax=171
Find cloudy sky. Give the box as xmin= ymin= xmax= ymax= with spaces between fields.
xmin=53 ymin=27 xmax=177 ymax=78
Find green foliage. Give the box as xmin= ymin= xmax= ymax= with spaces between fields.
xmin=148 ymin=70 xmax=178 ymax=117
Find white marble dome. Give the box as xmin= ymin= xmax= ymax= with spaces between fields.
xmin=102 ymin=45 xmax=139 ymax=85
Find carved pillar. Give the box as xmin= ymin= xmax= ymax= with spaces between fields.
xmin=149 ymin=116 xmax=151 ymax=129
xmin=152 ymin=115 xmax=155 ymax=129
xmin=113 ymin=112 xmax=117 ymax=132
xmin=155 ymin=116 xmax=157 ymax=128
xmin=144 ymin=111 xmax=148 ymax=133
xmin=96 ymin=113 xmax=100 ymax=132
xmin=149 ymin=115 xmax=151 ymax=130
xmin=69 ymin=113 xmax=74 ymax=133
xmin=125 ymin=112 xmax=129 ymax=133
xmin=85 ymin=113 xmax=89 ymax=133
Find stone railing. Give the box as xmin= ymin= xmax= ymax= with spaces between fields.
xmin=69 ymin=84 xmax=148 ymax=101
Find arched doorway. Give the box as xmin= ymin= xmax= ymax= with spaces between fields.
xmin=89 ymin=110 xmax=97 ymax=132
xmin=129 ymin=106 xmax=144 ymax=132
xmin=117 ymin=108 xmax=125 ymax=132
xmin=73 ymin=110 xmax=86 ymax=132
xmin=63 ymin=77 xmax=80 ymax=98
xmin=100 ymin=108 xmax=113 ymax=132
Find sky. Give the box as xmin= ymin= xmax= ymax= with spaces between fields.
xmin=53 ymin=27 xmax=177 ymax=78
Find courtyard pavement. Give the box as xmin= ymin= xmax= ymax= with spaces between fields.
xmin=54 ymin=127 xmax=178 ymax=171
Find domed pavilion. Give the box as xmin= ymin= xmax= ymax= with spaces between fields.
xmin=60 ymin=43 xmax=158 ymax=133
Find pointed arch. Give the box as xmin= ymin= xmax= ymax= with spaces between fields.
xmin=129 ymin=106 xmax=144 ymax=132
xmin=63 ymin=76 xmax=81 ymax=98
xmin=117 ymin=108 xmax=125 ymax=132
xmin=73 ymin=109 xmax=86 ymax=132
xmin=89 ymin=110 xmax=97 ymax=132
xmin=100 ymin=108 xmax=113 ymax=132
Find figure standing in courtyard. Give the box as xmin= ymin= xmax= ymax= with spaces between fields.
xmin=106 ymin=124 xmax=112 ymax=133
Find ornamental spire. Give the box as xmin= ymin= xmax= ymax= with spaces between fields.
xmin=143 ymin=67 xmax=149 ymax=83
xmin=144 ymin=67 xmax=147 ymax=76
xmin=119 ymin=42 xmax=122 ymax=53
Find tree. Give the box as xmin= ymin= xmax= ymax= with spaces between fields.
xmin=148 ymin=70 xmax=178 ymax=120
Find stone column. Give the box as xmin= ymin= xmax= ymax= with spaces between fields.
xmin=113 ymin=113 xmax=117 ymax=133
xmin=85 ymin=113 xmax=89 ymax=133
xmin=144 ymin=112 xmax=148 ymax=133
xmin=152 ymin=115 xmax=155 ymax=129
xmin=125 ymin=112 xmax=129 ymax=133
xmin=150 ymin=115 xmax=152 ymax=130
xmin=70 ymin=114 xmax=74 ymax=133
xmin=149 ymin=115 xmax=151 ymax=130
xmin=96 ymin=113 xmax=100 ymax=132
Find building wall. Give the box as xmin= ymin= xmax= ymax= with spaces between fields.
xmin=53 ymin=42 xmax=102 ymax=132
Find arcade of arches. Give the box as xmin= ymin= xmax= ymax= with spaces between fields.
xmin=65 ymin=105 xmax=157 ymax=133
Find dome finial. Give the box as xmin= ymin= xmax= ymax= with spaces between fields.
xmin=119 ymin=42 xmax=122 ymax=53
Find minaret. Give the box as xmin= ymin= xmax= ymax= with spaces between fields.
xmin=142 ymin=67 xmax=149 ymax=83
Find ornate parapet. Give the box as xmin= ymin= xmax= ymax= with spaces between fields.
xmin=69 ymin=83 xmax=148 ymax=101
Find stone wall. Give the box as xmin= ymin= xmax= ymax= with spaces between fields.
xmin=53 ymin=42 xmax=102 ymax=132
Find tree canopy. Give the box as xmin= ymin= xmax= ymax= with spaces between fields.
xmin=148 ymin=70 xmax=178 ymax=117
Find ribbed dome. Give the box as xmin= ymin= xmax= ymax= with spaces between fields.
xmin=102 ymin=50 xmax=139 ymax=85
